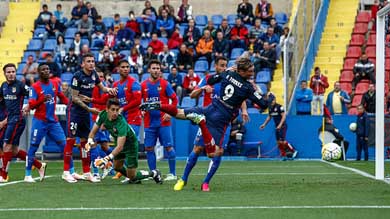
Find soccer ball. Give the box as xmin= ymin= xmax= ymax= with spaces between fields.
xmin=349 ymin=122 xmax=357 ymax=132
xmin=321 ymin=143 xmax=342 ymax=161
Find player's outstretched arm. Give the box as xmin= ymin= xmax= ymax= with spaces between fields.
xmin=98 ymin=83 xmax=118 ymax=96
xmin=71 ymin=88 xmax=92 ymax=112
xmin=260 ymin=115 xmax=271 ymax=130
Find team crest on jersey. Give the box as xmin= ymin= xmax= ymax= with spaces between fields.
xmin=124 ymin=86 xmax=128 ymax=91
xmin=157 ymin=86 xmax=162 ymax=91
xmin=113 ymin=127 xmax=117 ymax=134
xmin=52 ymin=87 xmax=56 ymax=92
xmin=72 ymin=78 xmax=78 ymax=87
xmin=12 ymin=87 xmax=16 ymax=93
xmin=91 ymin=74 xmax=96 ymax=81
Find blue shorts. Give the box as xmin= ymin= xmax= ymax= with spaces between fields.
xmin=67 ymin=107 xmax=90 ymax=139
xmin=185 ymin=104 xmax=233 ymax=148
xmin=94 ymin=129 xmax=110 ymax=143
xmin=30 ymin=118 xmax=66 ymax=146
xmin=3 ymin=116 xmax=26 ymax=146
xmin=130 ymin=124 xmax=140 ymax=141
xmin=144 ymin=126 xmax=173 ymax=147
xmin=275 ymin=125 xmax=287 ymax=141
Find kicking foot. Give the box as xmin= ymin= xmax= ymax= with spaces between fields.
xmin=38 ymin=163 xmax=47 ymax=182
xmin=201 ymin=183 xmax=210 ymax=192
xmin=185 ymin=113 xmax=205 ymax=125
xmin=173 ymin=179 xmax=186 ymax=191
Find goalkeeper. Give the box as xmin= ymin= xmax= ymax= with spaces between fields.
xmin=87 ymin=98 xmax=162 ymax=184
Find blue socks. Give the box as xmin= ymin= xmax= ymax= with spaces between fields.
xmin=182 ymin=151 xmax=199 ymax=182
xmin=203 ymin=156 xmax=222 ymax=184
xmin=167 ymin=148 xmax=176 ymax=176
xmin=26 ymin=145 xmax=39 ymax=176
xmin=146 ymin=150 xmax=156 ymax=170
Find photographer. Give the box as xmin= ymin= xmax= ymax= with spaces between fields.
xmin=227 ymin=118 xmax=246 ymax=155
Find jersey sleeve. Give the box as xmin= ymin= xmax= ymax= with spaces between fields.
xmin=248 ymin=86 xmax=268 ymax=110
xmin=71 ymin=73 xmax=81 ymax=91
xmin=165 ymin=82 xmax=178 ymax=105
xmin=278 ymin=105 xmax=285 ymax=114
xmin=122 ymin=81 xmax=142 ymax=112
xmin=95 ymin=111 xmax=106 ymax=126
xmin=21 ymin=82 xmax=30 ymax=96
xmin=207 ymin=72 xmax=225 ymax=85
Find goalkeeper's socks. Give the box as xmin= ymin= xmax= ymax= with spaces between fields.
xmin=135 ymin=170 xmax=153 ymax=180
xmin=167 ymin=148 xmax=176 ymax=176
xmin=203 ymin=155 xmax=221 ymax=184
xmin=64 ymin=138 xmax=75 ymax=171
xmin=146 ymin=150 xmax=157 ymax=171
xmin=25 ymin=145 xmax=39 ymax=176
xmin=79 ymin=141 xmax=91 ymax=173
xmin=182 ymin=151 xmax=199 ymax=182
xmin=117 ymin=167 xmax=127 ymax=177
xmin=90 ymin=147 xmax=99 ymax=174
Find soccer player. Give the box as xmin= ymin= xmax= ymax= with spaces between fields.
xmin=87 ymin=98 xmax=162 ymax=184
xmin=62 ymin=53 xmax=117 ymax=183
xmin=24 ymin=63 xmax=69 ymax=182
xmin=141 ymin=59 xmax=178 ymax=181
xmin=0 ymin=99 xmax=7 ymax=180
xmin=0 ymin=63 xmax=46 ymax=183
xmin=141 ymin=57 xmax=269 ymax=191
xmin=259 ymin=95 xmax=298 ymax=160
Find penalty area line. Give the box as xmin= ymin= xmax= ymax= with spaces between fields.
xmin=0 ymin=176 xmax=54 ymax=187
xmin=0 ymin=206 xmax=390 ymax=211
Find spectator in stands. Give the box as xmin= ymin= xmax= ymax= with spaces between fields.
xmin=259 ymin=27 xmax=279 ymax=49
xmin=168 ymin=26 xmax=183 ymax=49
xmin=45 ymin=53 xmax=61 ymax=78
xmin=217 ymin=18 xmax=231 ymax=40
xmin=143 ymin=46 xmax=157 ymax=70
xmin=22 ymin=55 xmax=39 ymax=84
xmin=91 ymin=15 xmax=107 ymax=49
xmin=177 ymin=43 xmax=193 ymax=71
xmin=126 ymin=11 xmax=140 ymax=37
xmin=227 ymin=118 xmax=246 ymax=155
xmin=70 ymin=32 xmax=82 ymax=56
xmin=139 ymin=8 xmax=156 ymax=38
xmin=269 ymin=18 xmax=283 ymax=36
xmin=352 ymin=53 xmax=375 ymax=92
xmin=254 ymin=42 xmax=276 ymax=71
xmin=133 ymin=38 xmax=145 ymax=56
xmin=67 ymin=0 xmax=88 ymax=27
xmin=355 ymin=104 xmax=369 ymax=161
xmin=326 ymin=81 xmax=351 ymax=115
xmin=34 ymin=4 xmax=52 ymax=29
xmin=310 ymin=66 xmax=329 ymax=115
xmin=176 ymin=0 xmax=193 ymax=24
xmin=279 ymin=26 xmax=291 ymax=48
xmin=45 ymin=15 xmax=65 ymax=39
xmin=184 ymin=19 xmax=201 ymax=53
xmin=80 ymin=44 xmax=90 ymax=58
xmin=55 ymin=35 xmax=68 ymax=63
xmin=111 ymin=14 xmax=122 ymax=34
xmin=61 ymin=81 xmax=72 ymax=100
xmin=158 ymin=45 xmax=175 ymax=73
xmin=250 ymin=18 xmax=266 ymax=39
xmin=361 ymin=83 xmax=376 ymax=114
xmin=255 ymin=0 xmax=274 ymax=24
xmin=78 ymin=13 xmax=93 ymax=39
xmin=295 ymin=80 xmax=313 ymax=115
xmin=167 ymin=66 xmax=183 ymax=99
xmin=86 ymin=1 xmax=98 ymax=24
xmin=156 ymin=9 xmax=175 ymax=37
xmin=237 ymin=0 xmax=254 ymax=25
xmin=128 ymin=47 xmax=144 ymax=75
xmin=212 ymin=31 xmax=230 ymax=60
xmin=148 ymin=33 xmax=165 ymax=55
xmin=158 ymin=0 xmax=175 ymax=17
xmin=247 ymin=34 xmax=262 ymax=56
xmin=196 ymin=30 xmax=214 ymax=65
xmin=104 ymin=28 xmax=116 ymax=50
xmin=203 ymin=20 xmax=217 ymax=39
xmin=182 ymin=67 xmax=200 ymax=96
xmin=231 ymin=18 xmax=248 ymax=49
xmin=62 ymin=47 xmax=78 ymax=72
xmin=143 ymin=0 xmax=157 ymax=16
xmin=115 ymin=22 xmax=135 ymax=51
xmin=53 ymin=4 xmax=67 ymax=24
xmin=318 ymin=116 xmax=349 ymax=159
xmin=97 ymin=46 xmax=115 ymax=73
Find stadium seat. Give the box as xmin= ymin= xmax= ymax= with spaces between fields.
xmin=255 ymin=70 xmax=271 ymax=83
xmin=356 ymin=11 xmax=371 ymax=23
xmin=43 ymin=39 xmax=57 ymax=51
xmin=91 ymin=38 xmax=104 ymax=49
xmin=353 ymin=23 xmax=368 ymax=34
xmin=227 ymin=14 xmax=237 ymax=26
xmin=230 ymin=48 xmax=244 ymax=60
xmin=162 ymin=73 xmax=169 ymax=79
xmin=141 ymin=73 xmax=150 ymax=81
xmin=65 ymin=28 xmax=78 ymax=39
xmin=339 ymin=70 xmax=354 ymax=82
xmin=256 ymin=83 xmax=268 ymax=94
xmin=197 ymin=96 xmax=204 ymax=107
xmin=343 ymin=58 xmax=358 ymax=71
xmin=366 ymin=34 xmax=376 ymax=46
xmin=158 ymin=37 xmax=168 ymax=45
xmin=181 ymin=96 xmax=196 ymax=107
xmin=355 ymin=82 xmax=370 ymax=95
xmin=194 ymin=60 xmax=209 ymax=72
xmin=17 ymin=63 xmax=26 ymax=74
xmin=346 ymin=46 xmax=362 ymax=58
xmin=111 ymin=73 xmax=120 ymax=82
xmin=61 ymin=72 xmax=73 ymax=84
xmin=195 ymin=15 xmax=208 ymax=26
xmin=365 ymin=46 xmax=376 ymax=58
xmin=33 ymin=28 xmax=46 ymax=39
xmin=211 ymin=15 xmax=223 ymax=27
xmin=140 ymin=38 xmax=151 ymax=49
xmin=196 ymin=72 xmax=204 ymax=79
xmin=130 ymin=73 xmax=140 ymax=82
xmin=27 ymin=39 xmax=42 ymax=51
xmin=209 ymin=60 xmax=215 ymax=72
xmin=274 ymin=12 xmax=288 ymax=25
xmin=119 ymin=50 xmax=130 ymax=60
xmin=352 ymin=94 xmax=363 ymax=107
xmin=22 ymin=51 xmax=37 ymax=62
xmin=120 ymin=17 xmax=129 ymax=24
xmin=81 ymin=39 xmax=90 ymax=47
xmin=348 ymin=107 xmax=358 ymax=115
xmin=340 ymin=82 xmax=352 ymax=94
xmin=179 ymin=25 xmax=186 ymax=36
xmin=103 ymin=17 xmax=114 ymax=28
xmin=179 ymin=72 xmax=187 ymax=80
xmin=228 ymin=60 xmax=235 ymax=68
xmin=349 ymin=34 xmax=365 ymax=46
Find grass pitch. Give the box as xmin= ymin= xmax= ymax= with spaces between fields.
xmin=0 ymin=160 xmax=389 ymax=219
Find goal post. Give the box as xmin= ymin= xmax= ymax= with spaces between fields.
xmin=375 ymin=4 xmax=390 ymax=180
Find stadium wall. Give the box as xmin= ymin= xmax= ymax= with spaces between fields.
xmin=288 ymin=0 xmax=330 ymax=115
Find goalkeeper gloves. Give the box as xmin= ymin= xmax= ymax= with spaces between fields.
xmin=85 ymin=138 xmax=94 ymax=152
xmin=94 ymin=154 xmax=114 ymax=169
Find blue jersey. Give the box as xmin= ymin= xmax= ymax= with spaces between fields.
xmin=0 ymin=80 xmax=29 ymax=119
xmin=71 ymin=70 xmax=101 ymax=114
xmin=207 ymin=71 xmax=267 ymax=116
xmin=269 ymin=103 xmax=285 ymax=127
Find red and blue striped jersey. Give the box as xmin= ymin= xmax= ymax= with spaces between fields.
xmin=141 ymin=78 xmax=177 ymax=128
xmin=29 ymin=79 xmax=69 ymax=122
xmin=0 ymin=80 xmax=29 ymax=119
xmin=91 ymin=80 xmax=109 ymax=122
xmin=113 ymin=76 xmax=142 ymax=125
xmin=197 ymin=74 xmax=221 ymax=107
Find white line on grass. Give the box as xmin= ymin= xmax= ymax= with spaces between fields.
xmin=194 ymin=172 xmax=352 ymax=176
xmin=321 ymin=160 xmax=390 ymax=185
xmin=0 ymin=176 xmax=53 ymax=187
xmin=0 ymin=206 xmax=390 ymax=211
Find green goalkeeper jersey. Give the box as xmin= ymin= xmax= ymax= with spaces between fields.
xmin=95 ymin=110 xmax=137 ymax=148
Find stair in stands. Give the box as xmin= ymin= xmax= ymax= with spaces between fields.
xmin=0 ymin=2 xmax=39 ymax=82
